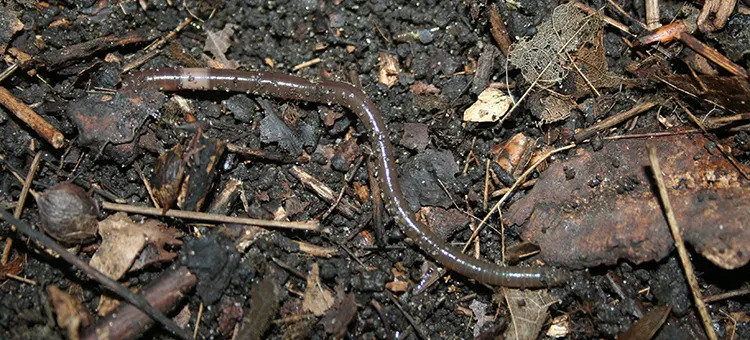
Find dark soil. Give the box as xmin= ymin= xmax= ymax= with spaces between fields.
xmin=1 ymin=1 xmax=749 ymax=339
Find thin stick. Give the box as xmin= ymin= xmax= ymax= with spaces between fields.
xmin=677 ymin=32 xmax=749 ymax=79
xmin=134 ymin=161 xmax=160 ymax=210
xmin=645 ymin=0 xmax=661 ymax=30
xmin=574 ymin=100 xmax=659 ymax=143
xmin=647 ymin=146 xmax=718 ymax=340
xmin=0 ymin=62 xmax=19 ymax=83
xmin=0 ymin=210 xmax=193 ymax=340
xmin=387 ymin=292 xmax=429 ymax=340
xmin=101 ymin=202 xmax=325 ymax=232
xmin=704 ymin=286 xmax=750 ymax=303
xmin=0 ymin=86 xmax=65 ymax=148
xmin=676 ymin=100 xmax=750 ymax=180
xmin=5 ymin=273 xmax=37 ymax=285
xmin=193 ymin=302 xmax=203 ymax=339
xmin=2 ymin=152 xmax=42 ymax=265
xmin=292 ymin=58 xmax=322 ymax=71
xmin=464 ymin=144 xmax=576 ymax=252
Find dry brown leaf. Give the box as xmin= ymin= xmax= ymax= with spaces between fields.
xmin=385 ymin=266 xmax=410 ymax=293
xmin=503 ymin=288 xmax=559 ymax=340
xmin=302 ymin=263 xmax=335 ymax=316
xmin=0 ymin=255 xmax=23 ymax=279
xmin=409 ymin=81 xmax=441 ymax=95
xmin=90 ymin=212 xmax=180 ymax=281
xmin=463 ymin=88 xmax=513 ymax=122
xmin=174 ymin=304 xmax=192 ymax=329
xmin=378 ymin=52 xmax=400 ymax=88
xmin=617 ymin=305 xmax=671 ymax=340
xmin=96 ymin=293 xmax=121 ymax=316
xmin=204 ymin=23 xmax=240 ymax=69
xmin=48 ymin=285 xmax=92 ymax=340
xmin=546 ymin=314 xmax=571 ymax=338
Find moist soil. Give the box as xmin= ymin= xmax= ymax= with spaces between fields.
xmin=1 ymin=1 xmax=749 ymax=339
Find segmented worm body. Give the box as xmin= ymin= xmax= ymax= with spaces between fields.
xmin=122 ymin=68 xmax=569 ymax=287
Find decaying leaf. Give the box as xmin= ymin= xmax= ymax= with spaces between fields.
xmin=385 ymin=265 xmax=410 ymax=293
xmin=321 ymin=285 xmax=357 ymax=339
xmin=509 ymin=2 xmax=601 ymax=86
xmin=568 ymin=30 xmax=622 ymax=98
xmin=409 ymin=81 xmax=441 ymax=95
xmin=48 ymin=285 xmax=93 ymax=340
xmin=469 ymin=299 xmax=495 ymax=337
xmin=530 ymin=92 xmax=575 ymax=124
xmin=303 ymin=263 xmax=335 ymax=316
xmin=378 ymin=52 xmax=400 ymax=88
xmin=0 ymin=255 xmax=23 ymax=280
xmin=546 ymin=314 xmax=571 ymax=338
xmin=491 ymin=132 xmax=535 ymax=178
xmin=204 ymin=23 xmax=239 ymax=69
xmin=617 ymin=305 xmax=671 ymax=340
xmin=463 ymin=88 xmax=513 ymax=122
xmin=96 ymin=293 xmax=122 ymax=316
xmin=0 ymin=5 xmax=23 ymax=55
xmin=236 ymin=275 xmax=280 ymax=340
xmin=89 ymin=212 xmax=181 ymax=281
xmin=502 ymin=288 xmax=559 ymax=340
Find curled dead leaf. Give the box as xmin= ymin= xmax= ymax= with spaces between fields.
xmin=463 ymin=88 xmax=512 ymax=122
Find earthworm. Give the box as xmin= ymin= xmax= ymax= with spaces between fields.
xmin=122 ymin=68 xmax=570 ymax=287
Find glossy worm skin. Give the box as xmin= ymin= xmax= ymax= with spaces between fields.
xmin=122 ymin=68 xmax=570 ymax=287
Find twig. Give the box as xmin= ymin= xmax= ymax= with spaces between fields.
xmin=270 ymin=257 xmax=306 ymax=279
xmin=0 ymin=62 xmax=19 ymax=83
xmin=2 ymin=152 xmax=42 ymax=265
xmin=606 ymin=0 xmax=648 ymax=30
xmin=488 ymin=4 xmax=512 ymax=56
xmin=292 ymin=58 xmax=322 ymax=71
xmin=370 ymin=299 xmax=395 ymax=340
xmin=0 ymin=210 xmax=193 ymax=340
xmin=704 ymin=112 xmax=750 ymax=129
xmin=226 ymin=143 xmax=307 ymax=163
xmin=463 ymin=144 xmax=576 ymax=253
xmin=101 ymin=202 xmax=325 ymax=232
xmin=134 ymin=161 xmax=160 ymax=210
xmin=0 ymin=86 xmax=65 ymax=148
xmin=387 ymin=292 xmax=429 ymax=340
xmin=289 ymin=166 xmax=361 ymax=219
xmin=574 ymin=2 xmax=633 ymax=35
xmin=193 ymin=302 xmax=203 ymax=339
xmin=645 ymin=0 xmax=661 ymax=30
xmin=574 ymin=100 xmax=658 ymax=143
xmin=647 ymin=146 xmax=718 ymax=340
xmin=704 ymin=286 xmax=750 ymax=303
xmin=124 ymin=17 xmax=193 ymax=73
xmin=677 ymin=32 xmax=748 ymax=78
xmin=490 ymin=179 xmax=536 ymax=198
xmin=565 ymin=52 xmax=601 ymax=97
xmin=81 ymin=266 xmax=197 ymax=340
xmin=293 ymin=240 xmax=339 ymax=258
xmin=676 ymin=101 xmax=749 ymax=179
xmin=5 ymin=273 xmax=37 ymax=285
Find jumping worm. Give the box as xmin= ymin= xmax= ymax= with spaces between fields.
xmin=122 ymin=68 xmax=570 ymax=287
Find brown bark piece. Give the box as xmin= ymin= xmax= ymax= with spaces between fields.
xmin=508 ymin=134 xmax=750 ymax=269
xmin=66 ymin=90 xmax=165 ymax=162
